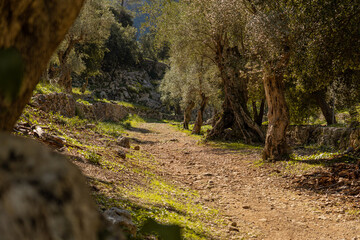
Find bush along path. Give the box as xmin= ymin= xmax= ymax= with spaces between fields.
xmin=15 ymin=107 xmax=360 ymax=239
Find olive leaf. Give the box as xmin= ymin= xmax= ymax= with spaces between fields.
xmin=0 ymin=48 xmax=24 ymax=104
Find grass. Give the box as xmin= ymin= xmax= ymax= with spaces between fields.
xmin=34 ymin=82 xmax=63 ymax=95
xmin=72 ymin=87 xmax=92 ymax=95
xmin=208 ymin=140 xmax=263 ymax=151
xmin=76 ymin=98 xmax=92 ymax=105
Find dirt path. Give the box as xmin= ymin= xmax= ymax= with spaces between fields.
xmin=128 ymin=122 xmax=360 ymax=240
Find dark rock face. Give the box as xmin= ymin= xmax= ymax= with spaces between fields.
xmin=0 ymin=133 xmax=124 ymax=240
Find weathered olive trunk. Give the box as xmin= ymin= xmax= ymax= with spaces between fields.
xmin=57 ymin=38 xmax=79 ymax=93
xmin=0 ymin=0 xmax=85 ymax=131
xmin=192 ymin=93 xmax=208 ymax=135
xmin=262 ymin=66 xmax=290 ymax=161
xmin=207 ymin=43 xmax=264 ymax=143
xmin=312 ymin=89 xmax=337 ymax=125
xmin=183 ymin=101 xmax=195 ymax=130
xmin=80 ymin=77 xmax=89 ymax=94
xmin=252 ymin=99 xmax=265 ymax=126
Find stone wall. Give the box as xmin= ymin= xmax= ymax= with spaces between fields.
xmin=32 ymin=93 xmax=181 ymax=122
xmin=286 ymin=125 xmax=360 ymax=150
xmin=73 ymin=61 xmax=168 ymax=111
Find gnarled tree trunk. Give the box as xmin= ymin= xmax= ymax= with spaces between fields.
xmin=0 ymin=0 xmax=85 ymax=131
xmin=192 ymin=93 xmax=208 ymax=134
xmin=312 ymin=89 xmax=337 ymax=125
xmin=252 ymin=99 xmax=265 ymax=126
xmin=262 ymin=66 xmax=290 ymax=161
xmin=183 ymin=101 xmax=195 ymax=129
xmin=207 ymin=43 xmax=264 ymax=143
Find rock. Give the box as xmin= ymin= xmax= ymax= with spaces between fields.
xmin=117 ymin=137 xmax=130 ymax=149
xmin=134 ymin=146 xmax=140 ymax=151
xmin=100 ymin=91 xmax=108 ymax=99
xmin=117 ymin=149 xmax=127 ymax=159
xmin=242 ymin=205 xmax=251 ymax=209
xmin=85 ymin=124 xmax=97 ymax=129
xmin=33 ymin=125 xmax=44 ymax=138
xmin=103 ymin=207 xmax=137 ymax=237
xmin=41 ymin=133 xmax=66 ymax=148
xmin=203 ymin=173 xmax=214 ymax=177
xmin=0 ymin=133 xmax=124 ymax=240
xmin=229 ymin=227 xmax=240 ymax=232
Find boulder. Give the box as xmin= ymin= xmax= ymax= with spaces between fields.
xmin=117 ymin=137 xmax=130 ymax=149
xmin=0 ymin=133 xmax=124 ymax=240
xmin=103 ymin=207 xmax=136 ymax=237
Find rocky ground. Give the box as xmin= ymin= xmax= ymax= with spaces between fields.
xmin=127 ymin=122 xmax=360 ymax=240
xmin=15 ymin=106 xmax=360 ymax=239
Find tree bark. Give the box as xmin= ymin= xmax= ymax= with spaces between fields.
xmin=253 ymin=99 xmax=265 ymax=126
xmin=80 ymin=77 xmax=89 ymax=94
xmin=207 ymin=43 xmax=264 ymax=143
xmin=192 ymin=93 xmax=208 ymax=135
xmin=57 ymin=37 xmax=80 ymax=92
xmin=312 ymin=89 xmax=337 ymax=125
xmin=0 ymin=0 xmax=85 ymax=131
xmin=183 ymin=101 xmax=195 ymax=129
xmin=262 ymin=66 xmax=290 ymax=161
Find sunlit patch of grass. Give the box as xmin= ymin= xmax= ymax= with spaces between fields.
xmin=34 ymin=82 xmax=63 ymax=95
xmin=96 ymin=121 xmax=126 ymax=138
xmin=72 ymin=87 xmax=92 ymax=95
xmin=94 ymin=98 xmax=150 ymax=111
xmin=76 ymin=98 xmax=92 ymax=105
xmin=208 ymin=140 xmax=263 ymax=151
xmin=291 ymin=151 xmax=341 ymax=162
xmin=123 ymin=114 xmax=146 ymax=128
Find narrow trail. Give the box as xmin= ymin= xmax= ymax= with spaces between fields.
xmin=129 ymin=122 xmax=360 ymax=240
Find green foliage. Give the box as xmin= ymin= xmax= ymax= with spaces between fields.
xmin=102 ymin=23 xmax=140 ymax=70
xmin=84 ymin=150 xmax=101 ymax=165
xmin=0 ymin=48 xmax=24 ymax=104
